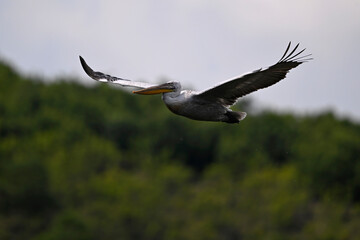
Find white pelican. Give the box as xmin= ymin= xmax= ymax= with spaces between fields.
xmin=80 ymin=42 xmax=311 ymax=123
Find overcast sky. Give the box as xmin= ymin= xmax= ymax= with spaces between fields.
xmin=1 ymin=0 xmax=359 ymax=120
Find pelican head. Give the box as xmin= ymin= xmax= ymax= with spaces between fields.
xmin=133 ymin=81 xmax=181 ymax=95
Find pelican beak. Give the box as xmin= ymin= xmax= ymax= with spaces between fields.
xmin=133 ymin=83 xmax=175 ymax=95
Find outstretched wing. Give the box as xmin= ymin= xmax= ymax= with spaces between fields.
xmin=195 ymin=42 xmax=312 ymax=106
xmin=79 ymin=56 xmax=155 ymax=89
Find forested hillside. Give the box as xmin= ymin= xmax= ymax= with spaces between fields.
xmin=1 ymin=60 xmax=360 ymax=240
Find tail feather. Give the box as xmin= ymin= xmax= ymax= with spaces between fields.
xmin=224 ymin=111 xmax=247 ymax=123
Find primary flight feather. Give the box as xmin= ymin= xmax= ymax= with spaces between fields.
xmin=80 ymin=42 xmax=311 ymax=123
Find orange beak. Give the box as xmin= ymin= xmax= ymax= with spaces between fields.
xmin=133 ymin=83 xmax=175 ymax=95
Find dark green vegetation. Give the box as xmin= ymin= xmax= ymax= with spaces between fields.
xmin=1 ymin=60 xmax=360 ymax=240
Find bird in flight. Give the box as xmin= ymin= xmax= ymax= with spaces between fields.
xmin=79 ymin=42 xmax=311 ymax=123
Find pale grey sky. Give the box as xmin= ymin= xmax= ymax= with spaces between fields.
xmin=0 ymin=0 xmax=359 ymax=120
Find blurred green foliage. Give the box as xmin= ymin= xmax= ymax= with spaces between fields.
xmin=0 ymin=60 xmax=359 ymax=239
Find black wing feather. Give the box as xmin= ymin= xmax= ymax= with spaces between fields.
xmin=195 ymin=42 xmax=311 ymax=106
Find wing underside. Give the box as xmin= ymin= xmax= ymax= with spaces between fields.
xmin=79 ymin=56 xmax=155 ymax=89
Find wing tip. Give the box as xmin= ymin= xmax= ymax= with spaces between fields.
xmin=79 ymin=56 xmax=98 ymax=80
xmin=278 ymin=42 xmax=312 ymax=64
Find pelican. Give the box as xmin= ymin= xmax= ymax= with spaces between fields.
xmin=79 ymin=42 xmax=311 ymax=123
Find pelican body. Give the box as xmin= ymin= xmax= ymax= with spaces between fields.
xmin=140 ymin=83 xmax=246 ymax=123
xmin=80 ymin=42 xmax=311 ymax=124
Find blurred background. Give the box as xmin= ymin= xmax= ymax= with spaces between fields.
xmin=0 ymin=1 xmax=360 ymax=239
